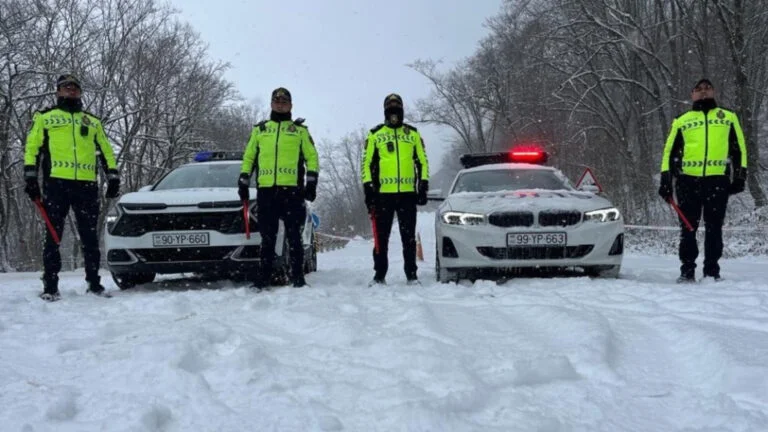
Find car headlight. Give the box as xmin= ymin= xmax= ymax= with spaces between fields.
xmin=584 ymin=207 xmax=621 ymax=223
xmin=106 ymin=204 xmax=122 ymax=233
xmin=441 ymin=211 xmax=486 ymax=225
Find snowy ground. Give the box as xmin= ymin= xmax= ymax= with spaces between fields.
xmin=2 ymin=213 xmax=768 ymax=431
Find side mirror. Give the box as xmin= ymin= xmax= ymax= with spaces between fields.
xmin=138 ymin=185 xmax=153 ymax=192
xmin=577 ymin=184 xmax=601 ymax=193
xmin=427 ymin=189 xmax=444 ymax=202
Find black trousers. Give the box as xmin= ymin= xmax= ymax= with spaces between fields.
xmin=256 ymin=187 xmax=306 ymax=282
xmin=674 ymin=175 xmax=730 ymax=277
xmin=42 ymin=178 xmax=101 ymax=286
xmin=372 ymin=193 xmax=418 ymax=280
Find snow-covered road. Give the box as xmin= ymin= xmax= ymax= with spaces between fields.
xmin=2 ymin=213 xmax=767 ymax=431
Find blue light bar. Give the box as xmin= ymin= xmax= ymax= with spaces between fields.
xmin=193 ymin=151 xmax=244 ymax=162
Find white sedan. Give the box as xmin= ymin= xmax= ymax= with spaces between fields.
xmin=434 ymin=152 xmax=623 ymax=282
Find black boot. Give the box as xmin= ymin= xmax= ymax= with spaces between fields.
xmin=40 ymin=274 xmax=61 ymax=302
xmin=86 ymin=278 xmax=112 ymax=297
xmin=250 ymin=270 xmax=271 ymax=291
xmin=292 ymin=274 xmax=308 ymax=288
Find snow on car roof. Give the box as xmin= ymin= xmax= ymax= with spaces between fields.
xmin=460 ymin=162 xmax=557 ymax=173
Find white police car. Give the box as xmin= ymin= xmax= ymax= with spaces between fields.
xmin=434 ymin=149 xmax=623 ymax=282
xmin=104 ymin=151 xmax=317 ymax=289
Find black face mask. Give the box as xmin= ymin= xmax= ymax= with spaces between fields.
xmin=692 ymin=98 xmax=717 ymax=112
xmin=57 ymin=96 xmax=83 ymax=113
xmin=270 ymin=110 xmax=292 ymax=122
xmin=384 ymin=106 xmax=403 ymax=126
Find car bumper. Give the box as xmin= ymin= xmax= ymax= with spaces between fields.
xmin=105 ymin=229 xmax=279 ymax=275
xmin=436 ymin=220 xmax=623 ymax=270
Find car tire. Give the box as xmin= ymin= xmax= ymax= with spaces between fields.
xmin=111 ymin=271 xmax=156 ymax=290
xmin=303 ymin=231 xmax=318 ymax=274
xmin=272 ymin=238 xmax=291 ymax=285
xmin=585 ymin=265 xmax=621 ymax=279
xmin=435 ymin=249 xmax=458 ymax=283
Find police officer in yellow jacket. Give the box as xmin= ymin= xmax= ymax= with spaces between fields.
xmin=239 ymin=87 xmax=319 ymax=289
xmin=362 ymin=93 xmax=429 ymax=286
xmin=24 ymin=74 xmax=120 ymax=301
xmin=659 ymin=78 xmax=747 ymax=282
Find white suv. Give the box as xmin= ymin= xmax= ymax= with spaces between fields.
xmin=104 ymin=152 xmax=317 ymax=289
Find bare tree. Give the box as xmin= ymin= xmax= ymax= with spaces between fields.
xmin=0 ymin=0 xmax=256 ymax=271
xmin=314 ymin=129 xmax=370 ymax=237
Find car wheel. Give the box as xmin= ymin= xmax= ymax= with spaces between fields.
xmin=272 ymin=238 xmax=291 ymax=285
xmin=303 ymin=231 xmax=318 ymax=274
xmin=111 ymin=271 xmax=155 ymax=290
xmin=309 ymin=231 xmax=317 ymax=272
xmin=435 ymin=248 xmax=458 ymax=283
xmin=585 ymin=265 xmax=621 ymax=279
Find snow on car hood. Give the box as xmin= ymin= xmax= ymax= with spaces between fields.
xmin=118 ymin=188 xmax=245 ymax=207
xmin=442 ymin=190 xmax=615 ymax=214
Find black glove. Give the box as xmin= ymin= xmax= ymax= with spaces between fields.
xmin=238 ymin=173 xmax=250 ymax=202
xmin=417 ymin=180 xmax=429 ymax=206
xmin=658 ymin=172 xmax=673 ymax=201
xmin=304 ymin=171 xmax=318 ymax=202
xmin=363 ymin=182 xmax=377 ymax=212
xmin=728 ymin=177 xmax=745 ymax=195
xmin=24 ymin=177 xmax=41 ymax=201
xmin=105 ymin=170 xmax=120 ymax=199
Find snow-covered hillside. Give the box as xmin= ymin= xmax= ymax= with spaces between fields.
xmin=1 ymin=212 xmax=767 ymax=431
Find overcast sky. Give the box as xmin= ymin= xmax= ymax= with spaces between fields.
xmin=167 ymin=0 xmax=503 ymax=171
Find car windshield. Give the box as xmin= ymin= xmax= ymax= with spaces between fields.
xmin=452 ymin=169 xmax=570 ymax=193
xmin=153 ymin=163 xmax=245 ymax=190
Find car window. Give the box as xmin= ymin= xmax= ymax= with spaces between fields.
xmin=452 ymin=169 xmax=570 ymax=193
xmin=153 ymin=163 xmax=245 ymax=190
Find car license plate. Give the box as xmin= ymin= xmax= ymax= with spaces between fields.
xmin=507 ymin=232 xmax=567 ymax=247
xmin=152 ymin=232 xmax=210 ymax=247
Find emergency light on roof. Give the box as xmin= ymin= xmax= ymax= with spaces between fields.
xmin=194 ymin=151 xmax=244 ymax=162
xmin=460 ymin=147 xmax=549 ymax=168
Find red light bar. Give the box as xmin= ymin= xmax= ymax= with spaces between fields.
xmin=509 ymin=146 xmax=548 ymax=164
xmin=459 ymin=149 xmax=550 ymax=168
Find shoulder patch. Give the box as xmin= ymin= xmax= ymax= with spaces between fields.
xmin=294 ymin=117 xmax=307 ymax=127
xmin=403 ymin=123 xmax=418 ymax=132
xmin=369 ymin=123 xmax=385 ymax=134
xmin=255 ymin=120 xmax=268 ymax=132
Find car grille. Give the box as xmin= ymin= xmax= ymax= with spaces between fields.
xmin=132 ymin=247 xmax=236 ymax=262
xmin=488 ymin=211 xmax=534 ymax=227
xmin=112 ymin=211 xmax=252 ymax=237
xmin=538 ymin=210 xmax=581 ymax=227
xmin=477 ymin=245 xmax=593 ymax=260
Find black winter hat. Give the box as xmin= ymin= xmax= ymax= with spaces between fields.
xmin=56 ymin=74 xmax=81 ymax=89
xmin=383 ymin=93 xmax=403 ymax=107
xmin=693 ymin=78 xmax=713 ymax=90
xmin=271 ymin=87 xmax=292 ymax=101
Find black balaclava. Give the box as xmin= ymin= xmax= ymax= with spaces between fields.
xmin=383 ymin=93 xmax=404 ymax=127
xmin=270 ymin=87 xmax=292 ymax=122
xmin=55 ymin=74 xmax=83 ymax=113
xmin=691 ymin=78 xmax=717 ymax=112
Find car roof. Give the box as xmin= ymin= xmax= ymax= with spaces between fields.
xmin=178 ymin=160 xmax=242 ymax=168
xmin=459 ymin=162 xmax=557 ymax=174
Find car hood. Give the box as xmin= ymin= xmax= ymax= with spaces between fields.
xmin=442 ymin=190 xmax=615 ymax=214
xmin=118 ymin=188 xmax=247 ymax=208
